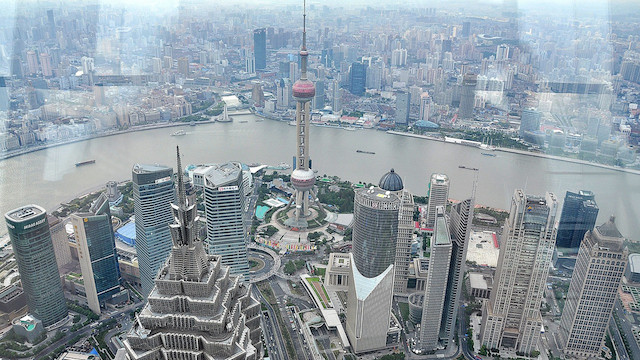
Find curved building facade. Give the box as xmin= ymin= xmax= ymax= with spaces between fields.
xmin=5 ymin=205 xmax=68 ymax=327
xmin=351 ymin=187 xmax=400 ymax=278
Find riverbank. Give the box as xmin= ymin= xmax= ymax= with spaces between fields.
xmin=387 ymin=130 xmax=640 ymax=176
xmin=0 ymin=119 xmax=216 ymax=161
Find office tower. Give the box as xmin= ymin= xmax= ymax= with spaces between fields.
xmin=378 ymin=169 xmax=412 ymax=294
xmin=481 ymin=190 xmax=558 ymax=354
xmin=81 ymin=56 xmax=94 ymax=74
xmin=391 ymin=48 xmax=408 ymax=67
xmin=253 ymin=28 xmax=266 ymax=70
xmin=5 ymin=205 xmax=68 ymax=327
xmin=26 ymin=50 xmax=38 ymax=75
xmin=94 ymin=83 xmax=105 ymax=106
xmin=123 ymin=148 xmax=263 ymax=360
xmin=426 ymin=173 xmax=450 ymax=228
xmin=462 ymin=21 xmax=471 ymax=38
xmin=346 ymin=253 xmax=396 ymax=354
xmin=203 ymin=162 xmax=250 ymax=277
xmin=459 ymin=74 xmax=476 ymax=119
xmin=519 ymin=108 xmax=542 ymax=136
xmin=556 ymin=190 xmax=599 ymax=249
xmin=496 ymin=44 xmax=510 ymax=61
xmin=285 ymin=7 xmax=321 ymax=230
xmin=132 ymin=164 xmax=175 ymax=297
xmin=71 ymin=194 xmax=121 ymax=315
xmin=420 ymin=92 xmax=432 ymax=121
xmin=558 ymin=216 xmax=628 ymax=358
xmin=11 ymin=56 xmax=23 ymax=78
xmin=289 ymin=61 xmax=299 ymax=82
xmin=313 ymin=80 xmax=325 ymax=109
xmin=442 ymin=39 xmax=452 ymax=53
xmin=420 ymin=207 xmax=453 ymax=351
xmin=39 ymin=53 xmax=53 ymax=77
xmin=366 ymin=61 xmax=384 ymax=90
xmin=441 ymin=197 xmax=474 ymax=347
xmin=395 ymin=91 xmax=410 ymax=125
xmin=352 ymin=187 xmax=400 ymax=278
xmin=245 ymin=52 xmax=255 ymax=73
xmin=349 ymin=62 xmax=366 ymax=96
xmin=177 ymin=57 xmax=189 ymax=77
xmin=47 ymin=9 xmax=55 ymax=38
xmin=251 ymin=83 xmax=264 ymax=107
xmin=276 ymin=78 xmax=287 ymax=110
xmin=332 ymin=79 xmax=342 ymax=113
xmin=48 ymin=215 xmax=73 ymax=272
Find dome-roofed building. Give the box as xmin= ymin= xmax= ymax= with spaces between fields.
xmin=379 ymin=168 xmax=404 ymax=192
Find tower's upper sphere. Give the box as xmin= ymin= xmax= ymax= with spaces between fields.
xmin=293 ymin=79 xmax=315 ymax=99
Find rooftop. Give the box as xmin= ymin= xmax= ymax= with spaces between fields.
xmin=596 ymin=215 xmax=623 ymax=239
xmin=132 ymin=163 xmax=171 ymax=174
xmin=203 ymin=162 xmax=242 ymax=188
xmin=5 ymin=204 xmax=45 ymax=222
xmin=629 ymin=254 xmax=640 ymax=274
xmin=378 ymin=168 xmax=404 ymax=192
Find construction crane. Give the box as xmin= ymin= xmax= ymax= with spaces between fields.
xmin=458 ymin=165 xmax=479 ymax=199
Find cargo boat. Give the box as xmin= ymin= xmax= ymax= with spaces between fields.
xmin=356 ymin=150 xmax=375 ymax=154
xmin=75 ymin=160 xmax=96 ymax=167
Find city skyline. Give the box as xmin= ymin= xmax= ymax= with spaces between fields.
xmin=0 ymin=1 xmax=639 ymax=359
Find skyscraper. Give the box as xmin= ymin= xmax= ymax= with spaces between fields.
xmin=346 ymin=253 xmax=397 ymax=354
xmin=26 ymin=50 xmax=38 ymax=75
xmin=419 ymin=92 xmax=432 ymax=121
xmin=441 ymin=197 xmax=475 ymax=347
xmin=481 ymin=190 xmax=558 ymax=354
xmin=5 ymin=205 xmax=68 ymax=327
xmin=519 ymin=108 xmax=541 ymax=137
xmin=71 ymin=193 xmax=121 ymax=315
xmin=395 ymin=91 xmax=410 ymax=125
xmin=558 ymin=216 xmax=628 ymax=358
xmin=349 ymin=62 xmax=366 ymax=96
xmin=556 ymin=190 xmax=599 ymax=249
xmin=122 ymin=147 xmax=263 ymax=360
xmin=496 ymin=44 xmax=510 ymax=61
xmin=420 ymin=207 xmax=452 ymax=351
xmin=132 ymin=164 xmax=175 ymax=297
xmin=202 ymin=162 xmax=250 ymax=277
xmin=351 ymin=187 xmax=400 ymax=278
xmin=378 ymin=169 xmax=412 ymax=294
xmin=39 ymin=53 xmax=53 ymax=77
xmin=332 ymin=79 xmax=342 ymax=113
xmin=459 ymin=74 xmax=476 ymax=119
xmin=426 ymin=173 xmax=450 ymax=228
xmin=253 ymin=28 xmax=266 ymax=70
xmin=285 ymin=6 xmax=320 ymax=229
xmin=313 ymin=80 xmax=325 ymax=109
xmin=47 ymin=9 xmax=55 ymax=38
xmin=462 ymin=21 xmax=471 ymax=38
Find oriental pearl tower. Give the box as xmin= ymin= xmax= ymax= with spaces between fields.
xmin=285 ymin=1 xmax=320 ymax=229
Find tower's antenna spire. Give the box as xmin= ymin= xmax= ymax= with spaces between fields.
xmin=176 ymin=145 xmax=186 ymax=208
xmin=302 ymin=0 xmax=307 ymax=50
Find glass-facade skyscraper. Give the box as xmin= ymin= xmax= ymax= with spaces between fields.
xmin=253 ymin=28 xmax=266 ymax=70
xmin=5 ymin=205 xmax=68 ymax=327
xmin=349 ymin=62 xmax=366 ymax=96
xmin=556 ymin=190 xmax=599 ymax=249
xmin=351 ymin=187 xmax=400 ymax=278
xmin=132 ymin=164 xmax=175 ymax=297
xmin=71 ymin=193 xmax=121 ymax=314
xmin=203 ymin=162 xmax=250 ymax=277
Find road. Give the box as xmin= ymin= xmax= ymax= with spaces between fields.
xmin=271 ymin=281 xmax=309 ymax=358
xmin=613 ymin=299 xmax=639 ymax=359
xmin=253 ymin=286 xmax=287 ymax=360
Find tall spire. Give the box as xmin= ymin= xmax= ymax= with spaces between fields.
xmin=176 ymin=145 xmax=186 ymax=208
xmin=302 ymin=0 xmax=307 ymax=50
xmin=299 ymin=0 xmax=309 ymax=80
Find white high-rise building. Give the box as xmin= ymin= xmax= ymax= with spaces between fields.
xmin=391 ymin=48 xmax=408 ymax=67
xmin=203 ymin=162 xmax=250 ymax=277
xmin=346 ymin=253 xmax=398 ymax=354
xmin=420 ymin=206 xmax=452 ymax=351
xmin=245 ymin=52 xmax=255 ymax=73
xmin=481 ymin=190 xmax=558 ymax=354
xmin=496 ymin=44 xmax=510 ymax=61
xmin=419 ymin=92 xmax=432 ymax=121
xmin=332 ymin=79 xmax=342 ymax=113
xmin=558 ymin=216 xmax=628 ymax=358
xmin=426 ymin=173 xmax=450 ymax=228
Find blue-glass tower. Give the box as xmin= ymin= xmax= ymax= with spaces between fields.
xmin=72 ymin=193 xmax=121 ymax=314
xmin=132 ymin=164 xmax=175 ymax=297
xmin=556 ymin=190 xmax=599 ymax=249
xmin=254 ymin=28 xmax=266 ymax=70
xmin=349 ymin=62 xmax=367 ymax=96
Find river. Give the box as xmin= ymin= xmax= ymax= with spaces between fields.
xmin=0 ymin=114 xmax=637 ymax=240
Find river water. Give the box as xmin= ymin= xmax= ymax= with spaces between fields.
xmin=0 ymin=114 xmax=637 ymax=240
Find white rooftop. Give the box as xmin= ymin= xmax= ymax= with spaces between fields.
xmin=466 ymin=230 xmax=500 ymax=267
